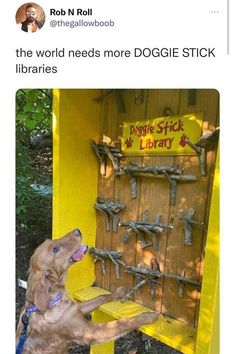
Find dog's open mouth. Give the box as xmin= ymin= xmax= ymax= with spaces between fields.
xmin=70 ymin=245 xmax=88 ymax=263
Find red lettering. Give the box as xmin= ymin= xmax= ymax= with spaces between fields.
xmin=153 ymin=139 xmax=158 ymax=148
xmin=178 ymin=119 xmax=184 ymax=131
xmin=147 ymin=139 xmax=154 ymax=149
xmin=130 ymin=125 xmax=135 ymax=135
xmin=171 ymin=122 xmax=178 ymax=132
xmin=139 ymin=139 xmax=145 ymax=149
xmin=156 ymin=119 xmax=184 ymax=135
xmin=156 ymin=121 xmax=164 ymax=133
xmin=130 ymin=124 xmax=155 ymax=137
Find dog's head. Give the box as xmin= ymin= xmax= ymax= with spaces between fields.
xmin=26 ymin=229 xmax=88 ymax=311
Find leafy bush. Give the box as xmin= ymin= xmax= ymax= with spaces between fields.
xmin=16 ymin=89 xmax=52 ymax=236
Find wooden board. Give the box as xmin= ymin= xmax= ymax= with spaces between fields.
xmin=134 ymin=89 xmax=181 ymax=311
xmin=161 ymin=89 xmax=219 ymax=325
xmin=94 ymin=89 xmax=219 ymax=327
xmin=94 ymin=91 xmax=119 ymax=290
xmin=111 ymin=89 xmax=147 ymax=293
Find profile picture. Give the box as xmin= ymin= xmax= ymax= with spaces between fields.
xmin=15 ymin=3 xmax=45 ymax=32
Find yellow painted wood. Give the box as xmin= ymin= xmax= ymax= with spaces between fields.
xmin=90 ymin=310 xmax=115 ymax=354
xmin=53 ymin=89 xmax=219 ymax=353
xmin=74 ymin=286 xmax=197 ymax=354
xmin=195 ymin=148 xmax=219 ymax=354
xmin=52 ymin=89 xmax=101 ymax=297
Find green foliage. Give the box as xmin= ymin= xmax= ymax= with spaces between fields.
xmin=16 ymin=89 xmax=52 ymax=145
xmin=16 ymin=89 xmax=52 ymax=236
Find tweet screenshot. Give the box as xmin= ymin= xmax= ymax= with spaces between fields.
xmin=1 ymin=1 xmax=235 ymax=353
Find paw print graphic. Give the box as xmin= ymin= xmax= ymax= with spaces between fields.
xmin=125 ymin=137 xmax=133 ymax=148
xmin=179 ymin=134 xmax=189 ymax=147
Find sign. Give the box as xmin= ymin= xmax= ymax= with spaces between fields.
xmin=122 ymin=113 xmax=203 ymax=155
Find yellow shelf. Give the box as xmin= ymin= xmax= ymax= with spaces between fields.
xmin=74 ymin=286 xmax=197 ymax=354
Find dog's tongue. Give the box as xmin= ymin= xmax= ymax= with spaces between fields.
xmin=71 ymin=245 xmax=88 ymax=261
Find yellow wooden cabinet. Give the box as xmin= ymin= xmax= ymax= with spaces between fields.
xmin=53 ymin=89 xmax=219 ymax=354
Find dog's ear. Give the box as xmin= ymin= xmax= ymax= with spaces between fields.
xmin=33 ymin=273 xmax=49 ymax=312
xmin=26 ymin=240 xmax=51 ymax=312
xmin=26 ymin=270 xmax=49 ymax=312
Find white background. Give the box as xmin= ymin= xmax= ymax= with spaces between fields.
xmin=0 ymin=1 xmax=235 ymax=352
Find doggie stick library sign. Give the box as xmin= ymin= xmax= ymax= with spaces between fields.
xmin=122 ymin=113 xmax=203 ymax=155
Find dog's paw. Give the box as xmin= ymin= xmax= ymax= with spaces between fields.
xmin=136 ymin=312 xmax=159 ymax=326
xmin=112 ymin=286 xmax=126 ymax=300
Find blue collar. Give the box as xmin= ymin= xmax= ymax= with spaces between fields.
xmin=26 ymin=293 xmax=63 ymax=314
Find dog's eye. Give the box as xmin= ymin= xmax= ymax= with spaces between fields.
xmin=52 ymin=245 xmax=60 ymax=253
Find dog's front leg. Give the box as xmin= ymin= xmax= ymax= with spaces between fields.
xmin=78 ymin=287 xmax=125 ymax=315
xmin=82 ymin=312 xmax=159 ymax=345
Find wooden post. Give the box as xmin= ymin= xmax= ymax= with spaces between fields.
xmin=52 ymin=89 xmax=100 ymax=297
xmin=195 ymin=148 xmax=219 ymax=353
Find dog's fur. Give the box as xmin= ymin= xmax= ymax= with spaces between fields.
xmin=16 ymin=229 xmax=158 ymax=353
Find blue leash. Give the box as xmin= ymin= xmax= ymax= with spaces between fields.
xmin=16 ymin=294 xmax=63 ymax=354
xmin=16 ymin=313 xmax=29 ymax=354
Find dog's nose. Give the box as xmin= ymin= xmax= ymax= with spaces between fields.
xmin=74 ymin=229 xmax=82 ymax=237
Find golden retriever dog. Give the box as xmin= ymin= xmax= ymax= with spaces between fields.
xmin=16 ymin=229 xmax=158 ymax=353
